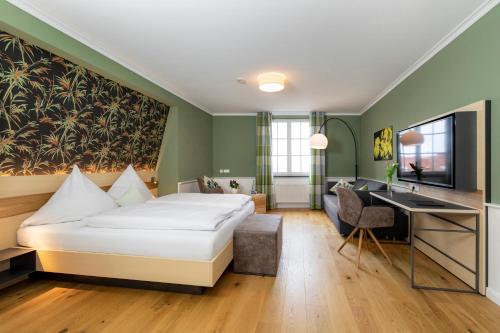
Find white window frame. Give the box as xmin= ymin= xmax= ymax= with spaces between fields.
xmin=272 ymin=119 xmax=310 ymax=177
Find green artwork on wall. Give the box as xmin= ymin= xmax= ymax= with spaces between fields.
xmin=373 ymin=126 xmax=393 ymax=161
xmin=0 ymin=31 xmax=169 ymax=175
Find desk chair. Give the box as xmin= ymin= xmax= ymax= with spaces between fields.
xmin=336 ymin=188 xmax=394 ymax=268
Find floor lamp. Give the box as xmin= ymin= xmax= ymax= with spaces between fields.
xmin=309 ymin=117 xmax=359 ymax=180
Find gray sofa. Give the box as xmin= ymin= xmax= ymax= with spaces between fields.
xmin=323 ymin=178 xmax=408 ymax=239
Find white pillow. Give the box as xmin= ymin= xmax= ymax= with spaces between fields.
xmin=115 ymin=186 xmax=147 ymax=206
xmin=108 ymin=165 xmax=153 ymax=201
xmin=330 ymin=179 xmax=354 ymax=194
xmin=21 ymin=166 xmax=117 ymax=227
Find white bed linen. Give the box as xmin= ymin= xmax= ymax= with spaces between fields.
xmin=149 ymin=193 xmax=251 ymax=208
xmin=84 ymin=202 xmax=240 ymax=231
xmin=17 ymin=201 xmax=254 ymax=261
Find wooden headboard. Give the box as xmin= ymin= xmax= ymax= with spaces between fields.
xmin=0 ymin=170 xmax=158 ymax=249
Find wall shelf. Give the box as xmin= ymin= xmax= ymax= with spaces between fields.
xmin=0 ymin=247 xmax=36 ymax=291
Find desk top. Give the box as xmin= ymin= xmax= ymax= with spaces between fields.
xmin=370 ymin=191 xmax=479 ymax=214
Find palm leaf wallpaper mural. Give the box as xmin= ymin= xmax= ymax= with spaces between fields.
xmin=0 ymin=31 xmax=169 ymax=176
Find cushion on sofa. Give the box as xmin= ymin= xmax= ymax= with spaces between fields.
xmin=358 ymin=184 xmax=369 ymax=191
xmin=352 ymin=179 xmax=367 ymax=190
xmin=327 ymin=178 xmax=386 ymax=195
xmin=329 ymin=179 xmax=354 ymax=194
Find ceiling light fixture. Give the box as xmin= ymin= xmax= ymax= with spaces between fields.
xmin=258 ymin=72 xmax=286 ymax=92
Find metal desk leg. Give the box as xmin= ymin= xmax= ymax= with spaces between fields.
xmin=410 ymin=212 xmax=480 ymax=293
xmin=410 ymin=212 xmax=415 ymax=288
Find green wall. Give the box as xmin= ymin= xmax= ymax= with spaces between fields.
xmin=158 ymin=107 xmax=213 ymax=194
xmin=7 ymin=0 xmax=496 ymax=198
xmin=213 ymin=116 xmax=256 ymax=177
xmin=211 ymin=115 xmax=360 ymax=178
xmin=360 ymin=5 xmax=500 ymax=203
xmin=0 ymin=0 xmax=213 ymax=194
xmin=325 ymin=116 xmax=360 ymax=178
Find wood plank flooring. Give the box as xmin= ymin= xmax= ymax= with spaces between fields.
xmin=0 ymin=209 xmax=499 ymax=332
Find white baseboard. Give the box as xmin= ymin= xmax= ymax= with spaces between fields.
xmin=487 ymin=205 xmax=500 ymax=304
xmin=276 ymin=203 xmax=310 ymax=209
xmin=486 ymin=287 xmax=500 ymax=306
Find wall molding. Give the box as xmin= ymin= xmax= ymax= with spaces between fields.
xmin=6 ymin=0 xmax=213 ymax=116
xmin=213 ymin=176 xmax=255 ymax=179
xmin=212 ymin=112 xmax=361 ymax=117
xmin=212 ymin=113 xmax=257 ymax=117
xmin=359 ymin=0 xmax=500 ymax=114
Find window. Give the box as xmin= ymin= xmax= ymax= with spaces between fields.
xmin=272 ymin=119 xmax=310 ymax=176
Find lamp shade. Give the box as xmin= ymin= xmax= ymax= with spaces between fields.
xmin=258 ymin=72 xmax=286 ymax=92
xmin=310 ymin=133 xmax=328 ymax=149
xmin=399 ymin=130 xmax=424 ymax=146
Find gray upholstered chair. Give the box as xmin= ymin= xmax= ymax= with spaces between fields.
xmin=336 ymin=188 xmax=394 ymax=268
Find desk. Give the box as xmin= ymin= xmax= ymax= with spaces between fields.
xmin=370 ymin=191 xmax=480 ymax=293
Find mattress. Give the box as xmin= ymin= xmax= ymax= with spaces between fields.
xmin=17 ymin=201 xmax=254 ymax=261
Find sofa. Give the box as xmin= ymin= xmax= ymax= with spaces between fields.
xmin=323 ymin=178 xmax=408 ymax=240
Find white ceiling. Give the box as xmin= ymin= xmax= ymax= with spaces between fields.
xmin=8 ymin=0 xmax=495 ymax=115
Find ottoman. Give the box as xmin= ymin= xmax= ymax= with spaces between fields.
xmin=233 ymin=214 xmax=283 ymax=276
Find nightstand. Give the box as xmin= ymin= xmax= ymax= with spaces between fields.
xmin=0 ymin=247 xmax=36 ymax=291
xmin=251 ymin=193 xmax=267 ymax=214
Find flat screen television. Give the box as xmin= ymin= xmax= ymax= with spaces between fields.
xmin=397 ymin=112 xmax=477 ymax=191
xmin=396 ymin=115 xmax=455 ymax=188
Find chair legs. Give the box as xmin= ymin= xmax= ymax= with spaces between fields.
xmin=366 ymin=228 xmax=392 ymax=265
xmin=337 ymin=227 xmax=359 ymax=253
xmin=337 ymin=227 xmax=392 ymax=268
xmin=357 ymin=229 xmax=364 ymax=269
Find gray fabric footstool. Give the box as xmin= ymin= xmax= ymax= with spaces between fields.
xmin=233 ymin=214 xmax=283 ymax=276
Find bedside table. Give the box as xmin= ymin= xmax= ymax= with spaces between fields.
xmin=251 ymin=193 xmax=267 ymax=214
xmin=0 ymin=247 xmax=36 ymax=291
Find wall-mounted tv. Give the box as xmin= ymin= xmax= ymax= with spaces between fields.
xmin=396 ymin=112 xmax=477 ymax=191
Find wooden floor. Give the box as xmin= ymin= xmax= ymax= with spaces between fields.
xmin=0 ymin=209 xmax=499 ymax=333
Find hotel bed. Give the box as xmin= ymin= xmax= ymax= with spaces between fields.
xmin=15 ymin=190 xmax=255 ymax=290
xmin=18 ymin=201 xmax=254 ymax=261
xmin=0 ymin=166 xmax=257 ymax=292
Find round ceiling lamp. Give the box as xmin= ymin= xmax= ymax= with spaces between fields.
xmin=400 ymin=130 xmax=424 ymax=146
xmin=258 ymin=72 xmax=286 ymax=92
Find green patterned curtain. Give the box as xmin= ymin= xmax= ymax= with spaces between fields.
xmin=309 ymin=112 xmax=326 ymax=209
xmin=256 ymin=112 xmax=275 ymax=209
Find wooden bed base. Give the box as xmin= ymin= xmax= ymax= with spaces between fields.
xmin=34 ymin=240 xmax=233 ymax=288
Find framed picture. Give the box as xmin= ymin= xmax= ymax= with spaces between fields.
xmin=373 ymin=126 xmax=393 ymax=161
